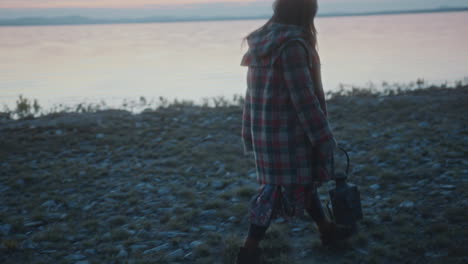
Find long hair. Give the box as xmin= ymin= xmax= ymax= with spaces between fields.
xmin=244 ymin=0 xmax=320 ymax=60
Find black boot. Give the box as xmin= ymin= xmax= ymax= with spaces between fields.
xmin=236 ymin=246 xmax=263 ymax=264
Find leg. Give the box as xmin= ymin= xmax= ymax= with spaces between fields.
xmin=237 ymin=185 xmax=278 ymax=264
xmin=237 ymin=224 xmax=267 ymax=264
xmin=304 ymin=185 xmax=332 ymax=233
xmin=243 ymin=185 xmax=278 ymax=248
xmin=244 ymin=223 xmax=268 ymax=250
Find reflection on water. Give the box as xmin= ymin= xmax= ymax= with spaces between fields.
xmin=0 ymin=11 xmax=467 ymax=109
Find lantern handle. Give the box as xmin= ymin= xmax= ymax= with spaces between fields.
xmin=331 ymin=144 xmax=350 ymax=179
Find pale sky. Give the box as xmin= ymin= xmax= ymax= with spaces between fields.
xmin=0 ymin=0 xmax=467 ymax=19
xmin=0 ymin=0 xmax=260 ymax=8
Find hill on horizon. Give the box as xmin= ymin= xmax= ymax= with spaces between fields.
xmin=1 ymin=6 xmax=467 ymax=26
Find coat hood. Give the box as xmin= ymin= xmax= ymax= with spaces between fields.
xmin=241 ymin=22 xmax=311 ymax=67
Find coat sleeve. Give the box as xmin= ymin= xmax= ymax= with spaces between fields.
xmin=280 ymin=41 xmax=334 ymax=147
xmin=241 ymin=71 xmax=254 ymax=155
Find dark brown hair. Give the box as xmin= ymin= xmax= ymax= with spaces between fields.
xmin=245 ymin=0 xmax=320 ymax=55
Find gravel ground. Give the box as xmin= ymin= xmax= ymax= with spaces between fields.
xmin=1 ymin=86 xmax=467 ymax=264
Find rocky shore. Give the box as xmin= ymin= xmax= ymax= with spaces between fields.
xmin=0 ymin=85 xmax=467 ymax=264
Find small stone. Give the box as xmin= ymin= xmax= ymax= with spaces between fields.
xmin=189 ymin=241 xmax=203 ymax=249
xmin=292 ymin=227 xmax=303 ymax=233
xmin=201 ymin=225 xmax=217 ymax=231
xmin=84 ymin=248 xmax=97 ymax=255
xmin=158 ymin=187 xmax=170 ymax=195
xmin=425 ymin=251 xmax=449 ymax=258
xmin=41 ymin=200 xmax=57 ymax=208
xmin=75 ymin=261 xmax=90 ymax=264
xmin=83 ymin=202 xmax=97 ymax=211
xmin=416 ymin=179 xmax=427 ymax=186
xmin=200 ymin=209 xmax=217 ymax=217
xmin=159 ymin=231 xmax=188 ymax=238
xmin=440 ymin=191 xmax=453 ymax=197
xmin=418 ymin=121 xmax=430 ymax=128
xmin=102 ymin=232 xmax=111 ymax=240
xmin=143 ymin=243 xmax=171 ymax=255
xmin=21 ymin=239 xmax=37 ymax=249
xmin=136 ymin=183 xmax=154 ymax=190
xmin=196 ymin=181 xmax=208 ymax=189
xmin=300 ymin=249 xmax=310 ymax=257
xmin=167 ymin=249 xmax=184 ymax=259
xmin=440 ymin=184 xmax=456 ymax=190
xmin=46 ymin=213 xmax=68 ymax=221
xmin=0 ymin=224 xmax=12 ymax=236
xmin=130 ymin=244 xmax=148 ymax=251
xmin=274 ymin=218 xmax=286 ymax=224
xmin=158 ymin=208 xmax=174 ymax=214
xmin=211 ymin=180 xmax=224 ymax=189
xmin=184 ymin=252 xmax=194 ymax=260
xmin=355 ymin=248 xmax=369 ymax=255
xmin=385 ymin=144 xmax=400 ymax=151
xmin=136 ymin=230 xmax=150 ymax=239
xmin=41 ymin=250 xmax=58 ymax=253
xmin=248 ymin=171 xmax=257 ymax=179
xmin=215 ymin=167 xmax=225 ymax=175
xmin=365 ymin=176 xmax=378 ymax=181
xmin=15 ymin=179 xmax=25 ymax=186
xmin=65 ymin=254 xmax=86 ymax=261
xmin=24 ymin=221 xmax=45 ymax=227
xmin=399 ymin=201 xmax=414 ymax=208
xmin=203 ymin=134 xmax=214 ymax=141
xmin=189 ymin=227 xmax=200 ymax=232
xmin=117 ymin=249 xmax=128 ymax=258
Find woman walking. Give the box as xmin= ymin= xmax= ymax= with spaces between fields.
xmin=238 ymin=0 xmax=351 ymax=262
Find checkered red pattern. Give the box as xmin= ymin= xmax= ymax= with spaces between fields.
xmin=241 ymin=23 xmax=334 ymax=185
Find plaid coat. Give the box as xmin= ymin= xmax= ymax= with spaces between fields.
xmin=240 ymin=22 xmax=335 ymax=185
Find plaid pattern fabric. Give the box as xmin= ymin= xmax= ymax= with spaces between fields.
xmin=241 ymin=23 xmax=334 ymax=185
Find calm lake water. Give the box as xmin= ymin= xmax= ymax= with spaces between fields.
xmin=1 ymin=11 xmax=467 ymax=110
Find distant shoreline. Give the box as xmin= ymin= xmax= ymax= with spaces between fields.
xmin=0 ymin=6 xmax=467 ymax=27
xmin=1 ymin=81 xmax=466 ymax=120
